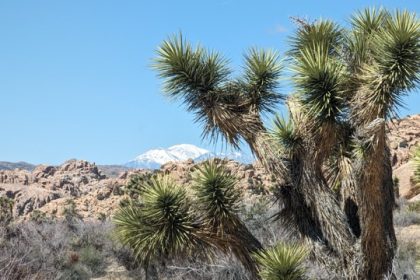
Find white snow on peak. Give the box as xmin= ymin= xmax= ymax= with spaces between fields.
xmin=125 ymin=144 xmax=253 ymax=170
xmin=167 ymin=144 xmax=209 ymax=160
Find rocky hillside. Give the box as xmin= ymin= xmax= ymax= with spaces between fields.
xmin=0 ymin=158 xmax=274 ymax=221
xmin=0 ymin=114 xmax=419 ymax=221
xmin=389 ymin=114 xmax=420 ymax=201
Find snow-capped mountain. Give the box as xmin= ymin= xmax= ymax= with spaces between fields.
xmin=195 ymin=151 xmax=254 ymax=164
xmin=125 ymin=144 xmax=253 ymax=169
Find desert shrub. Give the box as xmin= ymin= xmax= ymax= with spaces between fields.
xmin=0 ymin=197 xmax=14 ymax=226
xmin=394 ymin=199 xmax=420 ymax=227
xmin=59 ymin=263 xmax=91 ymax=280
xmin=30 ymin=210 xmax=49 ymax=224
xmin=394 ymin=211 xmax=420 ymax=227
xmin=408 ymin=201 xmax=420 ymax=213
xmin=164 ymin=255 xmax=251 ymax=280
xmin=97 ymin=212 xmax=107 ymax=222
xmin=395 ymin=211 xmax=420 ymax=227
xmin=79 ymin=245 xmax=104 ymax=274
xmin=118 ymin=197 xmax=130 ymax=207
xmin=0 ymin=220 xmax=116 ymax=280
xmin=242 ymin=197 xmax=270 ymax=222
xmin=390 ymin=240 xmax=418 ymax=280
xmin=124 ymin=172 xmax=155 ymax=198
xmin=241 ymin=196 xmax=287 ymax=245
xmin=63 ymin=199 xmax=82 ymax=224
xmin=250 ymin=181 xmax=269 ymax=195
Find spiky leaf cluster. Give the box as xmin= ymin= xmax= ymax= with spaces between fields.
xmin=154 ymin=34 xmax=230 ymax=102
xmin=289 ymin=20 xmax=344 ymax=57
xmin=289 ymin=20 xmax=347 ymax=125
xmin=373 ymin=11 xmax=420 ymax=92
xmin=244 ymin=48 xmax=283 ymax=114
xmin=351 ymin=8 xmax=389 ymax=34
xmin=254 ymin=242 xmax=308 ymax=280
xmin=351 ymin=10 xmax=420 ymax=122
xmin=192 ymin=161 xmax=241 ymax=230
xmin=347 ymin=8 xmax=390 ymax=71
xmin=114 ymin=176 xmax=204 ymax=265
xmin=191 ymin=160 xmax=262 ymax=277
xmin=293 ymin=47 xmax=345 ymax=123
xmin=154 ymin=34 xmax=282 ymax=146
xmin=272 ymin=114 xmax=302 ymax=157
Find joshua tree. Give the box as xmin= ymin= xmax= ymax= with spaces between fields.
xmin=153 ymin=8 xmax=420 ymax=279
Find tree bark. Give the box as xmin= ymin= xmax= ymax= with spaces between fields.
xmin=242 ymin=127 xmax=356 ymax=271
xmin=356 ymin=125 xmax=396 ymax=279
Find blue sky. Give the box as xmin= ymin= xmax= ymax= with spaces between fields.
xmin=1 ymin=0 xmax=419 ymax=165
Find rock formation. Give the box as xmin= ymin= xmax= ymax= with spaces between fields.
xmin=389 ymin=114 xmax=420 ymax=201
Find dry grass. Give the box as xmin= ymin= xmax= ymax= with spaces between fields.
xmin=0 ymin=196 xmax=418 ymax=279
xmin=394 ymin=199 xmax=420 ymax=227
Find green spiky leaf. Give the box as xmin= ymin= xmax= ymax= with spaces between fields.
xmin=254 ymin=242 xmax=309 ymax=280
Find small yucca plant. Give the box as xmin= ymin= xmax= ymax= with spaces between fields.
xmin=113 ymin=176 xmax=206 ymax=266
xmin=254 ymin=242 xmax=309 ymax=280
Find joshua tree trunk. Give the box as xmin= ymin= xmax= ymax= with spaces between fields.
xmin=242 ymin=124 xmax=356 ymax=273
xmin=355 ymin=124 xmax=397 ymax=279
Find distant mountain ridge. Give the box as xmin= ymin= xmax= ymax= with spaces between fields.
xmin=0 ymin=144 xmax=253 ymax=173
xmin=0 ymin=161 xmax=36 ymax=171
xmin=125 ymin=144 xmax=254 ymax=169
